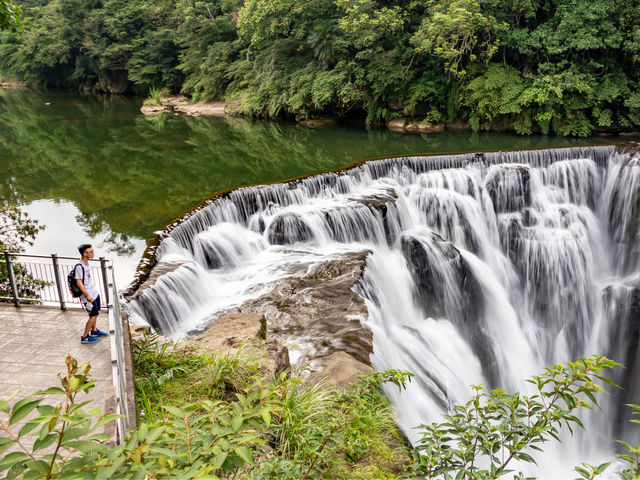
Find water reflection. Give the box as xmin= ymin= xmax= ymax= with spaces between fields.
xmin=0 ymin=89 xmax=609 ymax=284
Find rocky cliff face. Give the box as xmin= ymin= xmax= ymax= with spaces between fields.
xmin=191 ymin=250 xmax=374 ymax=386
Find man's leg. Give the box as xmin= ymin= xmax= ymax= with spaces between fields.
xmin=82 ymin=296 xmax=99 ymax=338
xmin=89 ymin=296 xmax=108 ymax=337
xmin=83 ymin=315 xmax=98 ymax=337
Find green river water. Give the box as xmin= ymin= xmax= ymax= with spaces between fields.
xmin=0 ymin=89 xmax=611 ymax=286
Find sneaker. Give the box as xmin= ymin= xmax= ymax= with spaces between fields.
xmin=81 ymin=335 xmax=101 ymax=344
xmin=91 ymin=329 xmax=109 ymax=337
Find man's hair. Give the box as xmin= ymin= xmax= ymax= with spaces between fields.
xmin=78 ymin=244 xmax=92 ymax=256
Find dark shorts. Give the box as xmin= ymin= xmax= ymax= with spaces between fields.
xmin=84 ymin=295 xmax=101 ymax=317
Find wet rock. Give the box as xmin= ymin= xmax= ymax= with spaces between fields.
xmin=173 ymin=100 xmax=226 ymax=117
xmin=140 ymin=104 xmax=168 ymax=116
xmin=297 ymin=117 xmax=337 ymax=127
xmin=400 ymin=232 xmax=498 ymax=386
xmin=230 ymin=250 xmax=373 ymax=369
xmin=309 ymin=351 xmax=373 ymax=389
xmin=191 ymin=313 xmax=290 ymax=378
xmin=445 ymin=121 xmax=469 ymax=131
xmin=485 ymin=164 xmax=531 ymax=213
xmin=349 ymin=188 xmax=400 ymax=244
xmin=407 ymin=121 xmax=445 ymax=133
xmin=387 ymin=117 xmax=410 ymax=132
xmin=267 ymin=213 xmax=314 ymax=245
xmin=387 ymin=117 xmax=445 ymax=133
xmin=130 ymin=324 xmax=152 ymax=341
xmin=141 ymin=95 xmax=227 ymax=117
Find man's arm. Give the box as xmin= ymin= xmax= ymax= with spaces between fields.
xmin=74 ymin=266 xmax=93 ymax=302
xmin=76 ymin=279 xmax=93 ymax=302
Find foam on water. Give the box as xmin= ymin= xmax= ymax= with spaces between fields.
xmin=128 ymin=146 xmax=640 ymax=475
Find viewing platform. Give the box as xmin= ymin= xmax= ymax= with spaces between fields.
xmin=0 ymin=305 xmax=114 ymax=416
xmin=0 ymin=253 xmax=136 ymax=443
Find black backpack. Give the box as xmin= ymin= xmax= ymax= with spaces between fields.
xmin=67 ymin=263 xmax=84 ymax=298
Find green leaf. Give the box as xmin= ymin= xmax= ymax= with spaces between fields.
xmin=18 ymin=420 xmax=41 ymax=437
xmin=34 ymin=387 xmax=65 ymax=396
xmin=33 ymin=433 xmax=58 ymax=452
xmin=162 ymin=405 xmax=184 ymax=418
xmin=212 ymin=450 xmax=227 ymax=469
xmin=63 ymin=440 xmax=109 ymax=453
xmin=149 ymin=447 xmax=177 ymax=460
xmin=231 ymin=415 xmax=243 ymax=433
xmin=260 ymin=409 xmax=271 ymax=427
xmin=9 ymin=399 xmax=41 ymax=426
xmin=138 ymin=423 xmax=149 ymax=442
xmin=93 ymin=414 xmax=122 ymax=429
xmin=0 ymin=451 xmax=28 ymax=468
xmin=234 ymin=445 xmax=254 ymax=465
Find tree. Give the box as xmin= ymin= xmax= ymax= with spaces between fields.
xmin=0 ymin=206 xmax=45 ymax=303
xmin=0 ymin=0 xmax=21 ymax=31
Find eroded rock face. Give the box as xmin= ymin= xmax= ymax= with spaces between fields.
xmin=400 ymin=232 xmax=500 ymax=386
xmin=387 ymin=117 xmax=445 ymax=133
xmin=308 ymin=351 xmax=373 ymax=389
xmin=191 ymin=312 xmax=290 ymax=378
xmin=215 ymin=250 xmax=373 ymax=371
xmin=485 ymin=164 xmax=532 ymax=214
xmin=266 ymin=213 xmax=314 ymax=245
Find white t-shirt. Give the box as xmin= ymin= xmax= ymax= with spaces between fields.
xmin=74 ymin=262 xmax=99 ymax=300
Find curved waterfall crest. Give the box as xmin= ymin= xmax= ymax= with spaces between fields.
xmin=128 ymin=145 xmax=639 ymax=476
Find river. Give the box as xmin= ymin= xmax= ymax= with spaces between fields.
xmin=0 ymin=89 xmax=610 ymax=288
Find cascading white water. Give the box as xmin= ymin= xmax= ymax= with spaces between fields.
xmin=127 ymin=146 xmax=640 ymax=476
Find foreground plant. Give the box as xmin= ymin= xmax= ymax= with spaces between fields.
xmin=410 ymin=355 xmax=619 ymax=479
xmin=0 ymin=354 xmax=119 ymax=479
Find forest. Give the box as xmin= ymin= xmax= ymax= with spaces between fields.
xmin=1 ymin=0 xmax=640 ymax=135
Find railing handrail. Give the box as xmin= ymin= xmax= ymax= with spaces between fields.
xmin=4 ymin=252 xmax=107 ymax=262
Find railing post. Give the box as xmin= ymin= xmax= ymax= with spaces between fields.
xmin=99 ymin=257 xmax=109 ymax=305
xmin=51 ymin=254 xmax=66 ymax=310
xmin=3 ymin=251 xmax=20 ymax=308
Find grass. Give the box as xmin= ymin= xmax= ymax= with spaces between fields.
xmin=131 ymin=332 xmax=412 ymax=478
xmin=142 ymin=87 xmax=169 ymax=106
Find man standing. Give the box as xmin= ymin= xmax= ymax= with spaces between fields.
xmin=74 ymin=244 xmax=109 ymax=344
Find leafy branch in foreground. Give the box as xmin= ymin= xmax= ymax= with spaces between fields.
xmin=409 ymin=355 xmax=619 ymax=479
xmin=0 ymin=354 xmax=119 ymax=479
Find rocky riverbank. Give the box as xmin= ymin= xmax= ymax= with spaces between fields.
xmin=140 ymin=95 xmax=226 ymax=117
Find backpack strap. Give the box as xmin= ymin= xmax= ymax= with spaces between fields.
xmin=74 ymin=263 xmax=85 ymax=283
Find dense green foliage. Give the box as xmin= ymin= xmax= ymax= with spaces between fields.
xmin=2 ymin=351 xmax=640 ymax=478
xmin=2 ymin=0 xmax=640 ymax=135
xmin=0 ymin=0 xmax=21 ymax=31
xmin=132 ymin=332 xmax=411 ymax=478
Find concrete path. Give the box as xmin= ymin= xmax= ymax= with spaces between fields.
xmin=0 ymin=304 xmax=116 ymax=442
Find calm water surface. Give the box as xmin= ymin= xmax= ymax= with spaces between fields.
xmin=0 ymin=89 xmax=610 ymax=286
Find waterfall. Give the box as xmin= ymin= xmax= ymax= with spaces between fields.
xmin=127 ymin=145 xmax=640 ymax=475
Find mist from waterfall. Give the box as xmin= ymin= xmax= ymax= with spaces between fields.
xmin=127 ymin=146 xmax=640 ymax=476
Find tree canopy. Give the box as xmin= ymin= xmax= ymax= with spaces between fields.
xmin=0 ymin=0 xmax=21 ymax=31
xmin=1 ymin=0 xmax=640 ymax=136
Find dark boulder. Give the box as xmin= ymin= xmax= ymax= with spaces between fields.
xmin=267 ymin=213 xmax=314 ymax=245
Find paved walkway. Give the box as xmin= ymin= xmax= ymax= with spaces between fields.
xmin=0 ymin=305 xmax=115 ymax=437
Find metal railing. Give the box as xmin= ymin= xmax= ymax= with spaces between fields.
xmin=1 ymin=252 xmax=134 ymax=444
xmin=106 ymin=264 xmax=131 ymax=441
xmin=1 ymin=252 xmax=110 ymax=309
